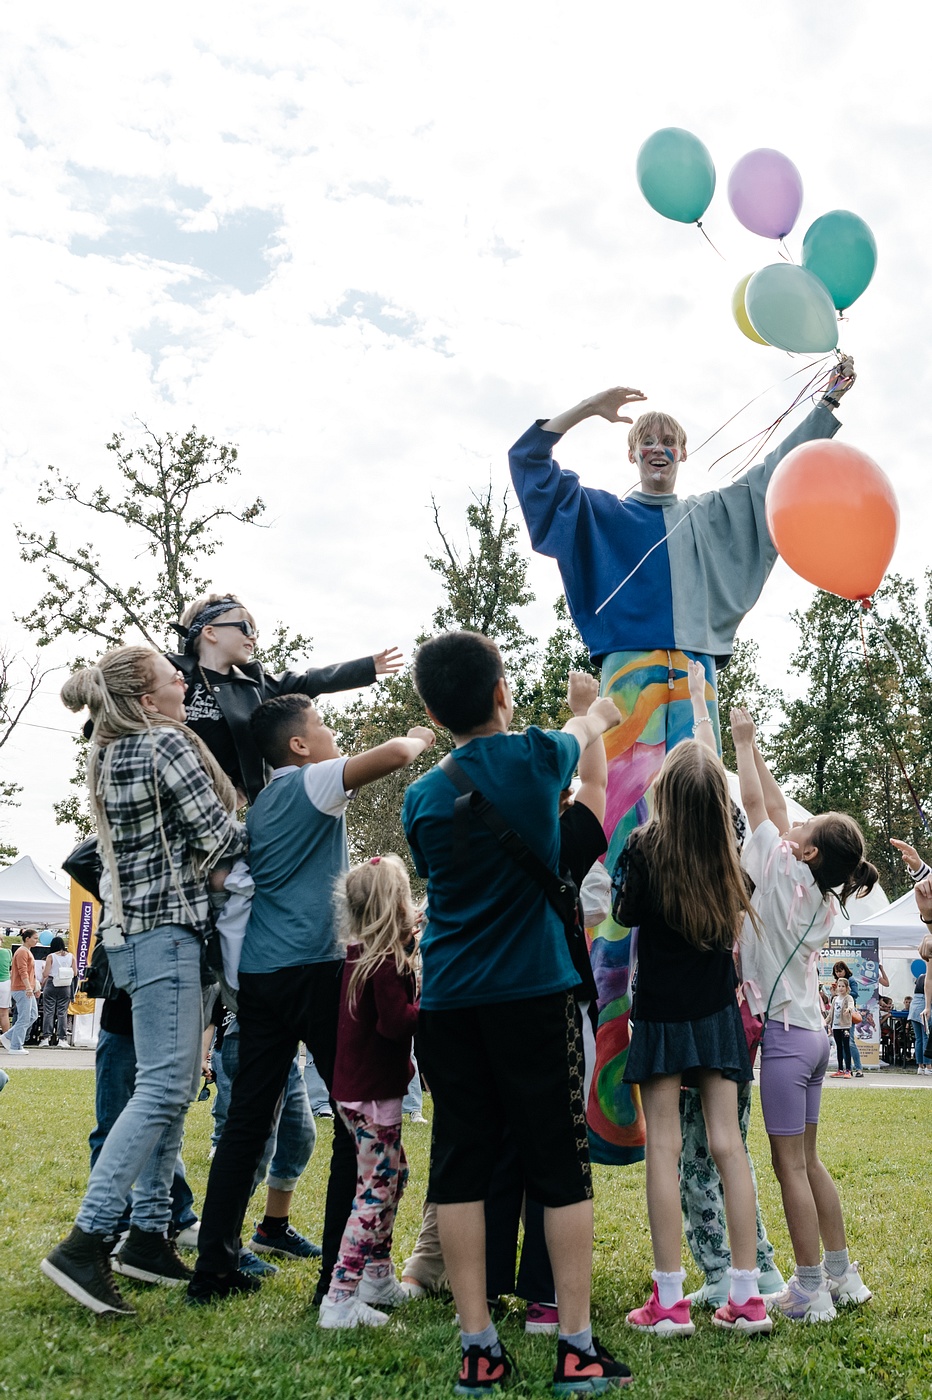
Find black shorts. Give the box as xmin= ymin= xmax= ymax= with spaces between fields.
xmin=418 ymin=990 xmax=592 ymax=1209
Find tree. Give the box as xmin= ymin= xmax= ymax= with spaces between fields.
xmin=0 ymin=650 xmax=52 ymax=863
xmin=16 ymin=423 xmax=311 ymax=839
xmin=16 ymin=424 xmax=265 ymax=652
xmin=768 ymin=576 xmax=932 ymax=897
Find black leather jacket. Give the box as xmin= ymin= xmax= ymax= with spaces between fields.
xmin=167 ymin=651 xmax=376 ymax=804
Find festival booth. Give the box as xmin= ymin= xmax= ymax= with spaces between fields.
xmin=850 ymin=890 xmax=928 ymax=1005
xmin=0 ymin=854 xmax=70 ymax=928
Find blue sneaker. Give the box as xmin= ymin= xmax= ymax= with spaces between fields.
xmin=238 ymin=1248 xmax=279 ymax=1278
xmin=251 ymin=1223 xmax=322 ymax=1260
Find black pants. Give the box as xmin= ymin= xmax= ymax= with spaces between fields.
xmin=196 ymin=960 xmax=355 ymax=1291
xmin=484 ymin=1131 xmax=555 ymax=1304
xmin=833 ymin=1027 xmax=852 ymax=1072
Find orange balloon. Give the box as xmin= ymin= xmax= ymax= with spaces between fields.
xmin=765 ymin=440 xmax=898 ymax=601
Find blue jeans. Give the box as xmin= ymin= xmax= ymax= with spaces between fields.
xmin=9 ymin=990 xmax=38 ymax=1051
xmin=849 ymin=1033 xmax=862 ymax=1072
xmin=303 ymin=1053 xmax=331 ymax=1113
xmin=402 ymin=1052 xmax=423 ymax=1116
xmin=912 ymin=1019 xmax=927 ymax=1066
xmin=218 ymin=1028 xmax=316 ymax=1192
xmin=90 ymin=1026 xmax=197 ymax=1233
xmin=76 ymin=926 xmax=203 ymax=1236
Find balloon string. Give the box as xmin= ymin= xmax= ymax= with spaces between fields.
xmin=777 ymin=238 xmax=795 ymax=264
xmin=695 ymin=221 xmax=726 ymax=260
xmin=715 ymin=362 xmax=836 ymax=480
xmin=691 ymin=357 xmax=832 ymax=462
xmin=858 ymin=611 xmax=931 ymax=831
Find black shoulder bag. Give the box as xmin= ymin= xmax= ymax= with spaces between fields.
xmin=439 ymin=754 xmax=597 ymax=1001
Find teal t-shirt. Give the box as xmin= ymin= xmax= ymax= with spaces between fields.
xmin=402 ymin=726 xmax=581 ymax=1010
xmin=239 ymin=758 xmax=351 ymax=975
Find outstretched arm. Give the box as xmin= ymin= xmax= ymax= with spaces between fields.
xmin=343 ymin=726 xmax=435 ymax=790
xmin=687 ymin=660 xmax=716 ymax=752
xmin=541 ymin=386 xmax=647 ymax=436
xmin=751 ymin=740 xmax=790 ymax=834
xmin=563 ymin=694 xmax=620 ymax=757
xmin=373 ymin=647 xmax=403 ymax=676
xmin=566 ymin=671 xmax=607 ymax=823
xmin=730 ymin=707 xmax=770 ymax=833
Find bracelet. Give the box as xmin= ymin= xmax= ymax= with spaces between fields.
xmin=693 ymin=717 xmax=713 ymax=734
xmin=920 ymin=916 xmax=932 ymax=925
xmin=822 ymin=394 xmax=841 ymax=409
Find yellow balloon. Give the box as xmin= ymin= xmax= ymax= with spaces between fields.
xmin=732 ymin=273 xmax=769 ymax=345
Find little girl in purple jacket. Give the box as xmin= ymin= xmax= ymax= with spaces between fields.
xmin=318 ymin=854 xmax=420 ymax=1330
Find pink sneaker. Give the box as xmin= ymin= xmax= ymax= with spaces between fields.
xmin=525 ymin=1301 xmax=560 ymax=1334
xmin=626 ymin=1282 xmax=695 ymax=1336
xmin=712 ymin=1295 xmax=773 ymax=1334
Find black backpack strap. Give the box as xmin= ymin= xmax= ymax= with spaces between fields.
xmin=439 ymin=753 xmax=575 ymax=923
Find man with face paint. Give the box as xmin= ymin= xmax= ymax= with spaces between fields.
xmin=508 ymin=356 xmax=856 ymax=1168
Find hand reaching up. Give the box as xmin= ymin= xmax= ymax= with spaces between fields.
xmin=567 ymin=670 xmax=599 ymax=717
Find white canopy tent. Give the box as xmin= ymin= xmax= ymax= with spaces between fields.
xmin=0 ymin=854 xmax=71 ymax=929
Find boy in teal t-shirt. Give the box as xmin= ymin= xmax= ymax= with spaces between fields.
xmin=402 ymin=629 xmax=632 ymax=1394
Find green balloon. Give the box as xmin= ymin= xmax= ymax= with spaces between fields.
xmin=745 ymin=264 xmax=839 ymax=353
xmin=801 ymin=210 xmax=877 ymax=311
xmin=636 ymin=128 xmax=716 ymax=224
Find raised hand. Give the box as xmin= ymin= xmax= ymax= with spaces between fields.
xmin=823 ymin=353 xmax=856 ymax=405
xmin=567 ymin=669 xmax=600 ymax=717
xmin=730 ymin=706 xmax=757 ymax=747
xmin=890 ymin=838 xmax=922 ymax=872
xmin=587 ymin=386 xmax=648 ymax=424
xmin=588 ymin=694 xmax=621 ymax=732
xmin=374 ymin=647 xmax=403 ymax=675
xmin=407 ymin=725 xmax=435 ymax=750
xmin=687 ymin=659 xmax=707 ymax=703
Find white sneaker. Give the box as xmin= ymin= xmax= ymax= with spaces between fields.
xmin=408 ymin=1112 xmax=428 ymax=1124
xmin=6 ymin=1048 xmax=29 ymax=1056
xmin=824 ymin=1261 xmax=872 ymax=1306
xmin=208 ymin=1144 xmax=216 ymax=1160
xmin=0 ymin=1032 xmax=12 ymax=1051
xmin=318 ymin=1294 xmax=389 ymax=1328
xmin=399 ymin=1278 xmax=428 ymax=1299
xmin=357 ymin=1268 xmax=409 ymax=1308
xmin=174 ymin=1222 xmax=201 ymax=1250
xmin=38 ymin=1038 xmax=51 ymax=1047
xmin=763 ymin=1274 xmax=836 ymax=1322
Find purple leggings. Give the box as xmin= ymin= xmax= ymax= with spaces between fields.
xmin=759 ymin=1021 xmax=830 ymax=1137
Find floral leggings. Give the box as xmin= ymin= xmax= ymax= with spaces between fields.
xmin=329 ymin=1108 xmax=409 ymax=1298
xmin=679 ymin=1083 xmax=778 ymax=1281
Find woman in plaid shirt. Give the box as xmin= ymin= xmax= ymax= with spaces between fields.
xmin=42 ymin=646 xmax=246 ymax=1317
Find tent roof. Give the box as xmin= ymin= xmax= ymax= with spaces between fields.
xmin=0 ymin=855 xmax=71 ymax=929
xmin=851 ymin=887 xmax=929 ymax=951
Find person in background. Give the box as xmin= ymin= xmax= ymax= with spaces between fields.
xmin=1 ymin=930 xmax=40 ymax=1056
xmin=826 ymin=979 xmax=854 ymax=1078
xmin=39 ymin=936 xmax=75 ymax=1047
xmin=0 ymin=938 xmax=13 ymax=1039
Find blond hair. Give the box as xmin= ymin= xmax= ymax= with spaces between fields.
xmin=637 ymin=741 xmax=759 ymax=950
xmin=61 ymin=646 xmax=237 ymax=930
xmin=627 ymin=411 xmax=687 ymax=454
xmin=335 ymin=855 xmax=418 ymax=1011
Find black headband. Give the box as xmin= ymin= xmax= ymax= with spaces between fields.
xmin=170 ymin=599 xmax=242 ymax=655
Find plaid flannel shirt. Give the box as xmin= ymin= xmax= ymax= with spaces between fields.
xmin=97 ymin=727 xmax=247 ymax=938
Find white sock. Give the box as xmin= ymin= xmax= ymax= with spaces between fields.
xmin=727 ymin=1267 xmax=760 ymax=1306
xmin=652 ymin=1269 xmax=686 ymax=1308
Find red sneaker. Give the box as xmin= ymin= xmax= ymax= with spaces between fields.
xmin=454 ymin=1342 xmax=513 ymax=1394
xmin=553 ymin=1336 xmax=633 ymax=1392
xmin=712 ymin=1295 xmax=773 ymax=1334
xmin=626 ymin=1282 xmax=695 ymax=1336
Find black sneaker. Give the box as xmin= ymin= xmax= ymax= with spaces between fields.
xmin=553 ymin=1336 xmax=633 ymax=1393
xmin=41 ymin=1226 xmax=136 ymax=1316
xmin=185 ymin=1269 xmax=263 ymax=1306
xmin=110 ymin=1226 xmax=194 ymax=1285
xmin=455 ymin=1341 xmax=514 ymax=1394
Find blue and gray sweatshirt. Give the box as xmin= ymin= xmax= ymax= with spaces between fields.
xmin=509 ymin=405 xmax=840 ymax=667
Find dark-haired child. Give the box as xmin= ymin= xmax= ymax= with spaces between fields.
xmin=402 ymin=629 xmax=632 ymax=1394
xmin=731 ymin=706 xmax=876 ymax=1322
xmin=188 ymin=693 xmax=434 ymax=1306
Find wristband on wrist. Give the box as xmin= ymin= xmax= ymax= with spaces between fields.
xmin=822 ymin=394 xmax=841 ymax=409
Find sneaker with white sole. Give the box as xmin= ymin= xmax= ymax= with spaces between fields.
xmin=764 ymin=1274 xmax=836 ymax=1322
xmin=824 ymin=1261 xmax=872 ymax=1306
xmin=357 ymin=1267 xmax=409 ymax=1308
xmin=6 ymin=1048 xmax=29 ymax=1056
xmin=712 ymin=1295 xmax=773 ymax=1334
xmin=626 ymin=1282 xmax=695 ymax=1336
xmin=41 ymin=1226 xmax=136 ymax=1316
xmin=318 ymin=1294 xmax=390 ymax=1328
xmin=524 ymin=1300 xmax=559 ymax=1334
xmin=686 ymin=1276 xmax=729 ymax=1309
xmin=399 ymin=1278 xmax=428 ymax=1299
xmin=174 ymin=1222 xmax=201 ymax=1250
xmin=110 ymin=1225 xmax=193 ymax=1285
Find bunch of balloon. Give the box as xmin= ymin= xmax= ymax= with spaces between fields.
xmin=765 ymin=440 xmax=899 ymax=604
xmin=636 ymin=127 xmax=715 ymax=227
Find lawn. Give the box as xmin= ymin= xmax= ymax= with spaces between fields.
xmin=0 ymin=1075 xmax=929 ymax=1399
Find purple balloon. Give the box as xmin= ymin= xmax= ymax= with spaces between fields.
xmin=728 ymin=148 xmax=803 ymax=239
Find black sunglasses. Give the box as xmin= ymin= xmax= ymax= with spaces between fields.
xmin=209 ymin=620 xmax=257 ymax=638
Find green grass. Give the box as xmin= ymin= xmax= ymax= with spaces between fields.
xmin=1 ymin=1077 xmax=930 ymax=1398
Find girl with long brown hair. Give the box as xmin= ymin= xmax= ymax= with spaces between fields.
xmin=616 ymin=663 xmax=771 ymax=1338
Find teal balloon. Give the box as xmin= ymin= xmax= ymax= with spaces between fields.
xmin=636 ymin=128 xmax=716 ymax=224
xmin=745 ymin=263 xmax=839 ymax=353
xmin=801 ymin=210 xmax=877 ymax=311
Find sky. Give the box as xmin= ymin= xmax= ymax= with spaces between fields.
xmin=2 ymin=0 xmax=930 ymax=876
